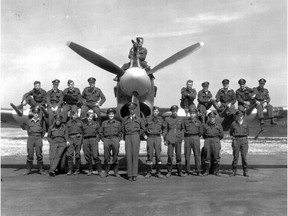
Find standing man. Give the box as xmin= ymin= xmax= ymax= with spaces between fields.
xmin=229 ymin=109 xmax=250 ymax=177
xmin=66 ymin=111 xmax=84 ymax=175
xmin=47 ymin=79 xmax=63 ymax=125
xmin=253 ymin=78 xmax=277 ymax=125
xmin=181 ymin=107 xmax=203 ymax=176
xmin=82 ymin=112 xmax=105 ymax=177
xmin=180 ymin=80 xmax=197 ymax=116
xmin=236 ymin=79 xmax=256 ymax=115
xmin=81 ymin=77 xmax=106 ymax=123
xmin=163 ymin=105 xmax=187 ymax=177
xmin=62 ymin=80 xmax=82 ymax=122
xmin=143 ymin=106 xmax=165 ymax=179
xmin=202 ymin=111 xmax=224 ymax=176
xmin=215 ymin=79 xmax=236 ymax=130
xmin=99 ymin=108 xmax=122 ymax=177
xmin=47 ymin=115 xmax=69 ymax=177
xmin=23 ymin=107 xmax=46 ymax=175
xmin=122 ymin=102 xmax=145 ymax=181
xmin=197 ymin=81 xmax=219 ymax=123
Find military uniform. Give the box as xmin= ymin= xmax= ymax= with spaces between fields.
xmin=230 ymin=110 xmax=250 ymax=177
xmin=202 ymin=112 xmax=224 ymax=176
xmin=181 ymin=110 xmax=203 ymax=175
xmin=66 ymin=115 xmax=84 ymax=175
xmin=253 ymin=79 xmax=276 ymax=125
xmin=163 ymin=105 xmax=187 ymax=177
xmin=215 ymin=79 xmax=236 ymax=131
xmin=99 ymin=108 xmax=122 ymax=177
xmin=47 ymin=79 xmax=63 ymax=125
xmin=236 ymin=79 xmax=255 ymax=114
xmin=47 ymin=115 xmax=68 ymax=176
xmin=180 ymin=80 xmax=197 ymax=114
xmin=82 ymin=117 xmax=104 ymax=176
xmin=25 ymin=107 xmax=46 ymax=175
xmin=144 ymin=107 xmax=164 ymax=178
xmin=197 ymin=82 xmax=218 ymax=123
xmin=22 ymin=81 xmax=47 ymax=108
xmin=81 ymin=77 xmax=106 ymax=119
xmin=62 ymin=80 xmax=82 ymax=122
xmin=122 ymin=102 xmax=145 ymax=181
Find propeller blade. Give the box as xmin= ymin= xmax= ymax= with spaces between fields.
xmin=67 ymin=41 xmax=125 ymax=76
xmin=147 ymin=42 xmax=204 ymax=75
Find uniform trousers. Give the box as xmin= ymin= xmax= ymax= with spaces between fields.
xmin=66 ymin=137 xmax=82 ymax=167
xmin=146 ymin=136 xmax=162 ymax=164
xmin=167 ymin=141 xmax=182 ymax=166
xmin=83 ymin=137 xmax=101 ymax=168
xmin=256 ymin=103 xmax=274 ymax=119
xmin=49 ymin=140 xmax=67 ymax=171
xmin=61 ymin=104 xmax=78 ymax=122
xmin=232 ymin=137 xmax=248 ymax=169
xmin=184 ymin=136 xmax=201 ymax=172
xmin=125 ymin=134 xmax=140 ymax=177
xmin=81 ymin=104 xmax=101 ymax=118
xmin=203 ymin=137 xmax=221 ymax=165
xmin=103 ymin=137 xmax=120 ymax=165
xmin=27 ymin=135 xmax=43 ymax=162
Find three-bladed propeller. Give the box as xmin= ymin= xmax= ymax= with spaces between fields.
xmin=66 ymin=41 xmax=204 ymax=76
xmin=66 ymin=41 xmax=125 ymax=77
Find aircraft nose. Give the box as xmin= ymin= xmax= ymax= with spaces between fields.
xmin=119 ymin=67 xmax=151 ymax=96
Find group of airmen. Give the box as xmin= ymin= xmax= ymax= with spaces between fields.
xmin=17 ymin=36 xmax=277 ymax=181
xmin=17 ymin=74 xmax=276 ymax=181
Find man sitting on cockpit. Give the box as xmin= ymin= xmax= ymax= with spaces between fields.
xmin=114 ymin=37 xmax=152 ymax=81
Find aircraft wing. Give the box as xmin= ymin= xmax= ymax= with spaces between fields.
xmin=1 ymin=108 xmax=19 ymax=127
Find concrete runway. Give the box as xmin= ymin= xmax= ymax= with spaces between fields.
xmin=1 ymin=128 xmax=287 ymax=216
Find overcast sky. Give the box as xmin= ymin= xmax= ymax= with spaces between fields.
xmin=1 ymin=0 xmax=287 ymax=109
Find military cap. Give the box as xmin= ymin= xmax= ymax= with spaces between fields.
xmin=235 ymin=110 xmax=244 ymax=116
xmin=54 ymin=115 xmax=62 ymax=120
xmin=33 ymin=81 xmax=41 ymax=85
xmin=67 ymin=80 xmax=74 ymax=85
xmin=238 ymin=79 xmax=246 ymax=85
xmin=188 ymin=107 xmax=198 ymax=113
xmin=186 ymin=79 xmax=193 ymax=84
xmin=32 ymin=107 xmax=40 ymax=113
xmin=222 ymin=79 xmax=229 ymax=84
xmin=170 ymin=105 xmax=179 ymax=111
xmin=202 ymin=81 xmax=209 ymax=87
xmin=87 ymin=77 xmax=96 ymax=83
xmin=238 ymin=106 xmax=246 ymax=114
xmin=107 ymin=108 xmax=116 ymax=114
xmin=258 ymin=78 xmax=266 ymax=84
xmin=128 ymin=102 xmax=137 ymax=110
xmin=52 ymin=79 xmax=60 ymax=84
xmin=136 ymin=37 xmax=144 ymax=43
xmin=153 ymin=106 xmax=159 ymax=111
xmin=208 ymin=111 xmax=217 ymax=118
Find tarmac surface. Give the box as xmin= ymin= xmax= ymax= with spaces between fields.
xmin=1 ymin=128 xmax=287 ymax=216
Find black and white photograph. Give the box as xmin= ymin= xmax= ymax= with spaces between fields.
xmin=1 ymin=0 xmax=287 ymax=215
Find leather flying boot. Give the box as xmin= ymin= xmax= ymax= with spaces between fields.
xmin=23 ymin=161 xmax=33 ymax=175
xmin=214 ymin=163 xmax=221 ymax=177
xmin=145 ymin=165 xmax=152 ymax=178
xmin=229 ymin=169 xmax=237 ymax=177
xmin=113 ymin=164 xmax=121 ymax=177
xmin=87 ymin=163 xmax=93 ymax=176
xmin=166 ymin=164 xmax=172 ymax=177
xmin=104 ymin=164 xmax=110 ymax=177
xmin=243 ymin=168 xmax=250 ymax=177
xmin=96 ymin=162 xmax=105 ymax=178
xmin=67 ymin=161 xmax=74 ymax=176
xmin=270 ymin=118 xmax=277 ymax=125
xmin=37 ymin=161 xmax=46 ymax=175
xmin=155 ymin=164 xmax=164 ymax=179
xmin=177 ymin=164 xmax=187 ymax=177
